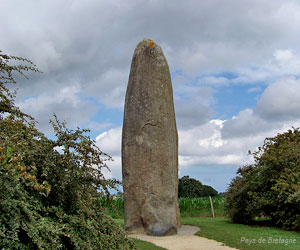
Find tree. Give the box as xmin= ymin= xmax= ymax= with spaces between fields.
xmin=178 ymin=176 xmax=203 ymax=198
xmin=201 ymin=185 xmax=218 ymax=197
xmin=178 ymin=176 xmax=219 ymax=198
xmin=0 ymin=50 xmax=135 ymax=249
xmin=225 ymin=128 xmax=300 ymax=230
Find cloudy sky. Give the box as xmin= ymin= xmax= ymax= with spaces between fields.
xmin=2 ymin=0 xmax=300 ymax=192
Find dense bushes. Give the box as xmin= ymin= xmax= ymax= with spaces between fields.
xmin=226 ymin=128 xmax=300 ymax=230
xmin=0 ymin=51 xmax=135 ymax=249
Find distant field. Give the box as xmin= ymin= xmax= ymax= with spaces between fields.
xmin=100 ymin=196 xmax=226 ymax=218
xmin=179 ymin=197 xmax=226 ymax=217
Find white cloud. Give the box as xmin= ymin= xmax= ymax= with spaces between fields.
xmin=96 ymin=127 xmax=122 ymax=156
xmin=230 ymin=50 xmax=300 ymax=85
xmin=94 ymin=77 xmax=300 ymax=188
xmin=274 ymin=49 xmax=293 ymax=61
xmin=95 ymin=127 xmax=123 ymax=180
xmin=95 ymin=120 xmax=250 ymax=183
xmin=221 ymin=109 xmax=273 ymax=139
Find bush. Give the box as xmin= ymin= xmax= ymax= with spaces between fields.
xmin=0 ymin=51 xmax=135 ymax=249
xmin=226 ymin=128 xmax=300 ymax=230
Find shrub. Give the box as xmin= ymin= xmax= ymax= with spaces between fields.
xmin=226 ymin=128 xmax=300 ymax=230
xmin=0 ymin=50 xmax=135 ymax=249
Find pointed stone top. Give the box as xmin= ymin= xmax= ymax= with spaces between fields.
xmin=134 ymin=38 xmax=164 ymax=54
xmin=133 ymin=39 xmax=167 ymax=68
xmin=139 ymin=38 xmax=156 ymax=48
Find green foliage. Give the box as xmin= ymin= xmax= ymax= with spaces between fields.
xmin=226 ymin=128 xmax=300 ymax=230
xmin=132 ymin=239 xmax=168 ymax=250
xmin=178 ymin=176 xmax=218 ymax=198
xmin=0 ymin=51 xmax=135 ymax=249
xmin=201 ymin=185 xmax=218 ymax=197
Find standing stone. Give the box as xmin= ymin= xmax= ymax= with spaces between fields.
xmin=122 ymin=39 xmax=180 ymax=236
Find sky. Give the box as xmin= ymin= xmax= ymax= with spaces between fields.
xmin=2 ymin=0 xmax=300 ymax=192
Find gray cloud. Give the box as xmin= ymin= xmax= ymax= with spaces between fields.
xmin=221 ymin=109 xmax=276 ymax=139
xmin=255 ymin=77 xmax=300 ymax=121
xmin=2 ymin=0 xmax=300 ymax=190
xmin=221 ymin=77 xmax=300 ymax=139
xmin=2 ymin=1 xmax=300 ymax=132
xmin=3 ymin=0 xmax=300 ymax=93
xmin=16 ymin=84 xmax=98 ymax=133
xmin=174 ymin=85 xmax=215 ymax=128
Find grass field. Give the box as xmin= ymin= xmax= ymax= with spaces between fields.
xmin=133 ymin=239 xmax=167 ymax=250
xmin=179 ymin=197 xmax=226 ymax=217
xmin=111 ymin=198 xmax=300 ymax=250
xmin=182 ymin=217 xmax=300 ymax=250
xmin=115 ymin=218 xmax=300 ymax=250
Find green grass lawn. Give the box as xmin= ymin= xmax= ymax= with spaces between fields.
xmin=115 ymin=217 xmax=300 ymax=250
xmin=115 ymin=218 xmax=300 ymax=250
xmin=182 ymin=217 xmax=300 ymax=250
xmin=133 ymin=239 xmax=167 ymax=250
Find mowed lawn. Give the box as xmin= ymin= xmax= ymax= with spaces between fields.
xmin=115 ymin=218 xmax=300 ymax=250
xmin=182 ymin=217 xmax=300 ymax=250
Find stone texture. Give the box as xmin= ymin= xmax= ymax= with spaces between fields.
xmin=122 ymin=39 xmax=180 ymax=236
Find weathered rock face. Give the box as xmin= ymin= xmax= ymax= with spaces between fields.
xmin=122 ymin=39 xmax=180 ymax=236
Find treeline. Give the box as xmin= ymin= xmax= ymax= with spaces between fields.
xmin=178 ymin=176 xmax=218 ymax=198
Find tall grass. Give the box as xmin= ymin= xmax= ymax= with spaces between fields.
xmin=179 ymin=197 xmax=226 ymax=217
xmin=100 ymin=196 xmax=227 ymax=218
